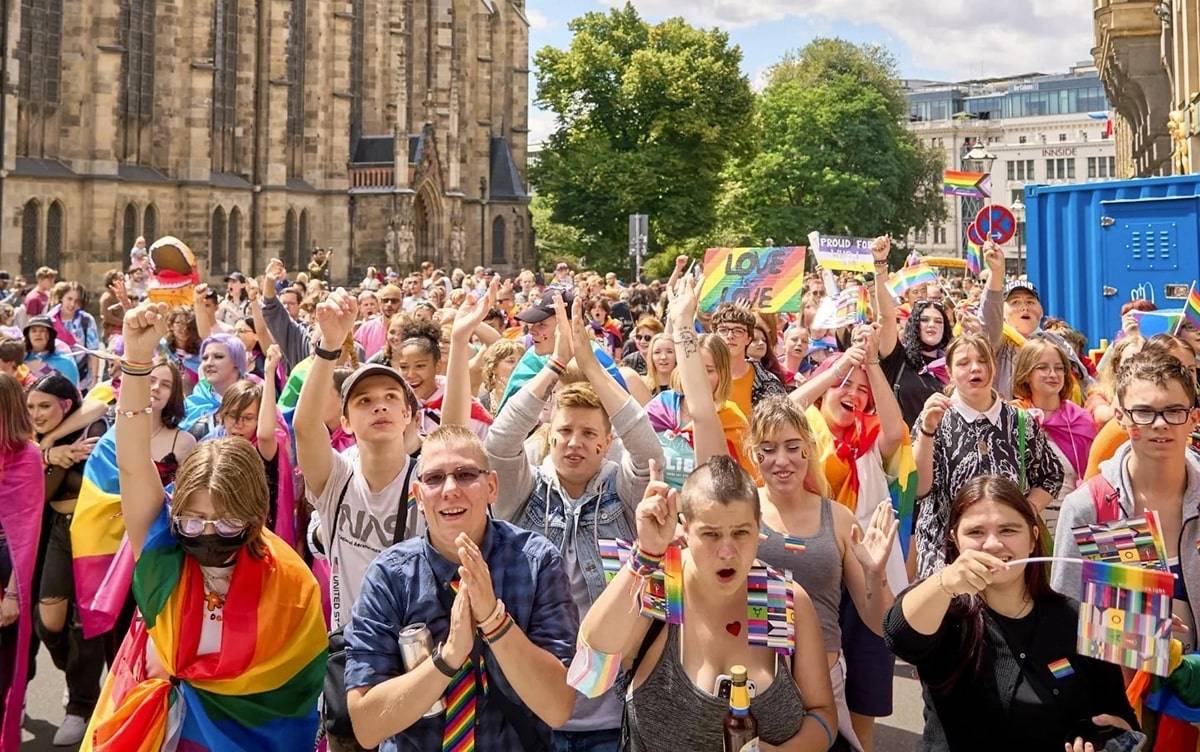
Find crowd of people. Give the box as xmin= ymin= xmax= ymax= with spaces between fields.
xmin=1 ymin=234 xmax=1199 ymax=752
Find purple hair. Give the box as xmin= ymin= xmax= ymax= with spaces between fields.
xmin=200 ymin=333 xmax=247 ymax=376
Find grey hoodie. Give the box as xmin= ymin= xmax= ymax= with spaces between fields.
xmin=1051 ymin=442 xmax=1200 ymax=641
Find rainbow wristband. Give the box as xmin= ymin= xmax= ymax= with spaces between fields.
xmin=630 ymin=545 xmax=665 ymax=577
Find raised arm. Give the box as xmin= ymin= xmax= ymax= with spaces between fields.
xmin=294 ymin=289 xmax=358 ymax=497
xmin=256 ymin=344 xmax=282 ymax=462
xmin=193 ymin=284 xmax=222 ymax=339
xmin=568 ymin=296 xmax=632 ymax=417
xmin=246 ymin=278 xmax=275 ymax=349
xmin=39 ymin=396 xmax=109 ymax=451
xmin=871 ymin=236 xmax=899 ymax=359
xmin=979 ymin=242 xmax=1006 ymax=353
xmin=790 ymin=341 xmax=866 ymax=409
xmin=115 ymin=303 xmax=171 ymax=557
xmin=913 ymin=393 xmax=949 ymax=498
xmin=860 ymin=324 xmax=905 ymax=457
xmin=442 ymin=281 xmax=496 ymax=429
xmin=668 ymin=276 xmax=726 ymax=465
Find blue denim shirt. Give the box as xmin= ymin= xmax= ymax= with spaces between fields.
xmin=343 ymin=518 xmax=578 ymax=751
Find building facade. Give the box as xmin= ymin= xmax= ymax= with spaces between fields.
xmin=1 ymin=0 xmax=533 ymax=285
xmin=904 ymin=66 xmax=1116 ymax=269
xmin=1093 ymin=0 xmax=1200 ymax=178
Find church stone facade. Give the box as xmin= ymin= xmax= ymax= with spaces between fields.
xmin=1 ymin=0 xmax=533 ymax=284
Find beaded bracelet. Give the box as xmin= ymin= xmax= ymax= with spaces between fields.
xmin=117 ymin=405 xmax=153 ymax=418
xmin=630 ymin=545 xmax=666 ymax=577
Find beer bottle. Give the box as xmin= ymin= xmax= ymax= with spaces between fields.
xmin=723 ymin=665 xmax=759 ymax=752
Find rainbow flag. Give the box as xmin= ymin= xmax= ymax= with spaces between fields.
xmin=81 ymin=508 xmax=326 ymax=752
xmin=71 ymin=428 xmax=136 ymax=638
xmin=886 ymin=430 xmax=919 ymax=559
xmin=783 ymin=536 xmax=806 ymax=553
xmin=943 ymin=170 xmax=991 ymax=199
xmin=1133 ymin=309 xmax=1183 ymax=338
xmin=856 ymin=285 xmax=871 ymax=324
xmin=1182 ymin=282 xmax=1200 ymax=331
xmin=965 ymin=242 xmax=982 ymax=277
xmin=885 ymin=264 xmax=937 ymax=300
xmin=1077 ymin=560 xmax=1175 ymax=677
xmin=699 ymin=246 xmax=807 ymax=313
xmin=1048 ymin=657 xmax=1075 ymax=679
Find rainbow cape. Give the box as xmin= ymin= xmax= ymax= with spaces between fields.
xmin=181 ymin=379 xmax=222 ymax=432
xmin=804 ymin=406 xmax=918 ymax=559
xmin=81 ymin=508 xmax=326 ymax=752
xmin=0 ymin=443 xmax=45 ymax=752
xmin=71 ymin=427 xmax=138 ymax=638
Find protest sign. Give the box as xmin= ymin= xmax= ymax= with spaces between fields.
xmin=699 ymin=246 xmax=807 ymax=313
xmin=806 ymin=232 xmax=875 ymax=273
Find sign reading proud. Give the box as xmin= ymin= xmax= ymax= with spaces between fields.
xmin=699 ymin=246 xmax=807 ymax=313
xmin=806 ymin=232 xmax=875 ymax=273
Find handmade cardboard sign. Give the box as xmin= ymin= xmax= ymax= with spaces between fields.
xmin=699 ymin=246 xmax=807 ymax=313
xmin=806 ymin=232 xmax=875 ymax=273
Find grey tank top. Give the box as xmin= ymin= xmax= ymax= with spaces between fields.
xmin=623 ymin=623 xmax=806 ymax=751
xmin=757 ymin=498 xmax=843 ymax=652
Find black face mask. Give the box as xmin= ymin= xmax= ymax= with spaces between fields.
xmin=177 ymin=531 xmax=248 ymax=568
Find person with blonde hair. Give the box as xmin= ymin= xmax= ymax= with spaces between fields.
xmin=642 ymin=331 xmax=675 ymax=397
xmin=749 ymin=395 xmax=898 ymax=750
xmin=478 ymin=339 xmax=525 ymax=415
xmin=1010 ymin=338 xmax=1096 ymax=531
xmin=81 ymin=302 xmax=325 ymax=751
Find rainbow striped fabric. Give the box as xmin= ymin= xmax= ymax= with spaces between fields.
xmin=885 ymin=264 xmax=937 ymax=300
xmin=81 ymin=508 xmax=326 ymax=752
xmin=699 ymin=246 xmax=808 ymax=313
xmin=965 ymin=243 xmax=982 ymax=277
xmin=1077 ymin=560 xmax=1175 ymax=677
xmin=943 ymin=170 xmax=991 ymax=199
xmin=71 ymin=427 xmax=135 ymax=638
xmin=1184 ymin=282 xmax=1200 ymax=331
xmin=1048 ymin=657 xmax=1075 ymax=679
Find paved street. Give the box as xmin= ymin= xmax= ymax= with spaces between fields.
xmin=19 ymin=648 xmax=925 ymax=751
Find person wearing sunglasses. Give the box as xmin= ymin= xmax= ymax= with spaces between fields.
xmin=344 ymin=425 xmax=578 ymax=750
xmin=86 ymin=302 xmax=325 ymax=751
xmin=1053 ymin=353 xmax=1200 ymax=649
xmin=621 ymin=315 xmax=663 ymax=376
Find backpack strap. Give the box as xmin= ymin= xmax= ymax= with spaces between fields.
xmin=393 ymin=457 xmax=420 ymax=545
xmin=1016 ymin=408 xmax=1028 ymax=493
xmin=1086 ymin=473 xmax=1122 ymax=524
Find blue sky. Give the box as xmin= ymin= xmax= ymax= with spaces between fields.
xmin=525 ymin=0 xmax=1096 ymax=145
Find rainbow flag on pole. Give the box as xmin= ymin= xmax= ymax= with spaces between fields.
xmin=1181 ymin=281 xmax=1200 ymax=331
xmin=943 ymin=170 xmax=991 ymax=199
xmin=965 ymin=242 xmax=983 ymax=277
xmin=82 ymin=508 xmax=327 ymax=752
xmin=886 ymin=264 xmax=937 ymax=300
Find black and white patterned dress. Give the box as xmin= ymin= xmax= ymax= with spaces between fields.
xmin=914 ymin=400 xmax=1063 ymax=577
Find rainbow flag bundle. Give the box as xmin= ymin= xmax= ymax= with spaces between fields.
xmin=1072 ymin=511 xmax=1168 ymax=571
xmin=71 ymin=428 xmax=136 ymax=638
xmin=943 ymin=170 xmax=991 ymax=199
xmin=965 ymin=242 xmax=982 ymax=277
xmin=746 ymin=563 xmax=796 ymax=654
xmin=1077 ymin=560 xmax=1175 ymax=677
xmin=855 ymin=285 xmax=871 ymax=324
xmin=1182 ymin=282 xmax=1200 ymax=331
xmin=81 ymin=508 xmax=327 ymax=752
xmin=886 ymin=264 xmax=937 ymax=300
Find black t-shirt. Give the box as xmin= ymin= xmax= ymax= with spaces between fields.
xmin=880 ymin=345 xmax=945 ymax=428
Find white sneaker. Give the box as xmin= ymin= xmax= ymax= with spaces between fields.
xmin=52 ymin=714 xmax=87 ymax=747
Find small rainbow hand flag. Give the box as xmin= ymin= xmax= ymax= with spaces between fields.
xmin=965 ymin=242 xmax=982 ymax=277
xmin=886 ymin=264 xmax=937 ymax=300
xmin=1182 ymin=281 xmax=1200 ymax=331
xmin=943 ymin=170 xmax=991 ymax=199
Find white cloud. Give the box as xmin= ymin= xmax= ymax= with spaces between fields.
xmin=528 ymin=108 xmax=557 ymax=149
xmin=602 ymin=0 xmax=1096 ymax=78
xmin=526 ymin=8 xmax=551 ymax=31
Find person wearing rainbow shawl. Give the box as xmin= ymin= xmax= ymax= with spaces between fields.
xmin=81 ymin=303 xmax=325 ymax=752
xmin=789 ymin=323 xmax=916 ymax=751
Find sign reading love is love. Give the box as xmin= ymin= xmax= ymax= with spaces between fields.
xmin=699 ymin=246 xmax=807 ymax=313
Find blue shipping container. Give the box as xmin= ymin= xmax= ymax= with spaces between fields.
xmin=1026 ymin=174 xmax=1200 ymax=347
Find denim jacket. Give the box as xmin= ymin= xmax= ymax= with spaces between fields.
xmin=485 ymin=388 xmax=664 ymax=603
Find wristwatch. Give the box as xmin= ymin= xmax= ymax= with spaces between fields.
xmin=431 ymin=643 xmax=458 ymax=677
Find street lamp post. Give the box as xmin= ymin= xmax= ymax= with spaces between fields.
xmin=1011 ymin=198 xmax=1026 ymax=278
xmin=963 ymin=138 xmax=997 ymax=262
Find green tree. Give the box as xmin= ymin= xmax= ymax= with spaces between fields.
xmin=726 ymin=39 xmax=945 ymax=255
xmin=531 ymin=3 xmax=754 ymax=273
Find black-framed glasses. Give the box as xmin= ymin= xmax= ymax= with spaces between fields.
xmin=418 ymin=466 xmax=487 ymax=488
xmin=1120 ymin=405 xmax=1192 ymax=426
xmin=173 ymin=515 xmax=249 ymax=538
xmin=716 ymin=325 xmax=749 ymax=338
xmin=635 ymin=334 xmax=653 ymax=342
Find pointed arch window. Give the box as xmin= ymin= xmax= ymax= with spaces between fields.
xmin=20 ymin=200 xmax=40 ymax=276
xmin=122 ymin=203 xmax=139 ymax=256
xmin=285 ymin=0 xmax=306 ymax=177
xmin=45 ymin=201 xmax=64 ymax=270
xmin=211 ymin=207 xmax=228 ymax=275
xmin=119 ymin=0 xmax=156 ymax=163
xmin=212 ymin=0 xmax=238 ymax=172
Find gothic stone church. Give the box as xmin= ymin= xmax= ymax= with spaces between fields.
xmin=3 ymin=0 xmax=532 ymax=283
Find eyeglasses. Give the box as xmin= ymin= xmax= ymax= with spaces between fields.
xmin=1120 ymin=405 xmax=1192 ymax=426
xmin=173 ymin=515 xmax=249 ymax=538
xmin=635 ymin=334 xmax=653 ymax=342
xmin=1033 ymin=364 xmax=1066 ymax=375
xmin=380 ymin=297 xmax=402 ymax=304
xmin=418 ymin=466 xmax=487 ymax=488
xmin=716 ymin=326 xmax=748 ymax=338
xmin=226 ymin=412 xmax=258 ymax=427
